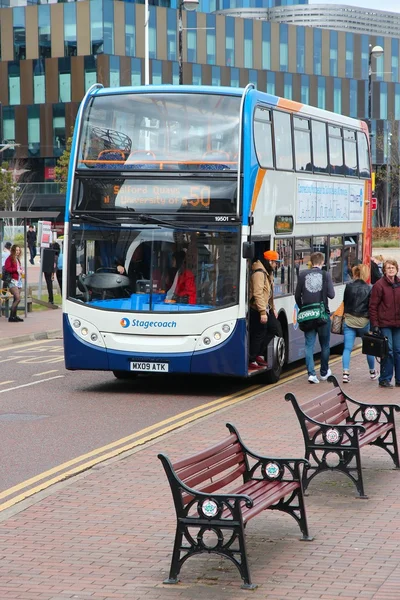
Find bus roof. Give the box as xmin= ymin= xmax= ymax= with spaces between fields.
xmin=90 ymin=84 xmax=365 ymax=131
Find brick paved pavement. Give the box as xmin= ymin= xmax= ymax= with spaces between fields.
xmin=0 ymin=351 xmax=399 ymax=600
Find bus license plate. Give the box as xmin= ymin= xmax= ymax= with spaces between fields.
xmin=130 ymin=361 xmax=169 ymax=373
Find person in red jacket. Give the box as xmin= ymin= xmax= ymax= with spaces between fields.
xmin=369 ymin=259 xmax=400 ymax=388
xmin=165 ymin=250 xmax=197 ymax=305
xmin=3 ymin=244 xmax=24 ymax=322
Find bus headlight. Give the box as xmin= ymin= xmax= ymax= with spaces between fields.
xmin=68 ymin=315 xmax=105 ymax=348
xmin=195 ymin=321 xmax=235 ymax=352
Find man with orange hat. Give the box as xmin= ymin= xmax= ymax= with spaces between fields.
xmin=248 ymin=249 xmax=282 ymax=371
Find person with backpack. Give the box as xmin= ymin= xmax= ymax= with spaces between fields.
xmin=295 ymin=251 xmax=335 ymax=384
xmin=248 ymin=250 xmax=282 ymax=371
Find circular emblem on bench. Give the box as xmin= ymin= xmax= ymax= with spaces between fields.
xmin=201 ymin=499 xmax=219 ymax=518
xmin=265 ymin=462 xmax=281 ymax=479
xmin=364 ymin=407 xmax=378 ymax=422
xmin=325 ymin=428 xmax=340 ymax=444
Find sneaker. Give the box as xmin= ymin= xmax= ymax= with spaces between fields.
xmin=15 ymin=316 xmax=24 ymax=322
xmin=369 ymin=370 xmax=378 ymax=380
xmin=248 ymin=362 xmax=263 ymax=371
xmin=379 ymin=381 xmax=394 ymax=388
xmin=308 ymin=375 xmax=320 ymax=384
xmin=255 ymin=356 xmax=268 ymax=367
xmin=319 ymin=368 xmax=332 ymax=381
xmin=342 ymin=372 xmax=350 ymax=383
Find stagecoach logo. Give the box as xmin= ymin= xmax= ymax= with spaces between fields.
xmin=120 ymin=318 xmax=130 ymax=328
xmin=364 ymin=407 xmax=378 ymax=422
xmin=325 ymin=428 xmax=340 ymax=444
xmin=202 ymin=499 xmax=219 ymax=518
xmin=265 ymin=462 xmax=281 ymax=479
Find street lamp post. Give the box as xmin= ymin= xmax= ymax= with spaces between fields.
xmin=178 ymin=0 xmax=199 ymax=85
xmin=368 ymin=45 xmax=384 ymax=138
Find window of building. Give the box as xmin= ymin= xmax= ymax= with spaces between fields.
xmin=328 ymin=125 xmax=344 ymax=174
xmin=343 ymin=129 xmax=357 ymax=176
xmin=345 ymin=33 xmax=353 ymax=79
xmin=64 ymin=2 xmax=77 ymax=57
xmin=301 ymin=74 xmax=309 ymax=104
xmin=33 ymin=59 xmax=45 ymax=104
xmin=2 ymin=107 xmax=15 ymax=148
xmin=110 ymin=55 xmax=120 ymax=88
xmin=172 ymin=62 xmax=179 ymax=85
xmin=192 ymin=63 xmax=202 ymax=86
xmin=329 ymin=30 xmax=338 ymax=77
xmin=249 ymin=69 xmax=257 ymax=86
xmin=380 ymin=82 xmax=388 ymax=120
xmin=231 ymin=67 xmax=239 ymax=88
xmin=284 ymin=73 xmax=292 ymax=100
xmin=349 ymin=79 xmax=357 ymax=118
xmin=212 ymin=66 xmax=221 ymax=86
xmin=392 ymin=38 xmax=399 ymax=82
xmin=317 ymin=76 xmax=325 ymax=109
xmin=333 ymin=78 xmax=342 ymax=114
xmin=274 ymin=111 xmax=293 ymax=170
xmin=53 ymin=103 xmax=66 ymax=157
xmin=254 ymin=107 xmax=273 ymax=169
xmin=206 ymin=14 xmax=216 ymax=65
xmin=313 ymin=28 xmax=322 ymax=75
xmin=149 ymin=6 xmax=157 ymax=59
xmin=361 ymin=35 xmax=369 ymax=81
xmin=294 ymin=117 xmax=312 ymax=172
xmin=28 ymin=105 xmax=40 ymax=157
xmin=187 ymin=11 xmax=197 ymax=63
xmin=8 ymin=62 xmax=21 ymax=106
xmin=167 ymin=9 xmax=176 ymax=62
xmin=297 ymin=27 xmax=305 ymax=74
xmin=13 ymin=7 xmax=26 ymax=60
xmin=273 ymin=238 xmax=293 ymax=296
xmin=152 ymin=60 xmax=162 ymax=85
xmin=103 ymin=0 xmax=114 ymax=55
xmin=131 ymin=57 xmax=141 ymax=86
xmin=90 ymin=0 xmax=104 ymax=54
xmin=244 ymin=19 xmax=253 ymax=69
xmin=395 ymin=84 xmax=400 ymax=120
xmin=294 ymin=238 xmax=312 ymax=291
xmin=38 ymin=4 xmax=51 ymax=58
xmin=266 ymin=71 xmax=275 ymax=95
xmin=311 ymin=120 xmax=328 ymax=173
xmin=84 ymin=56 xmax=97 ymax=91
xmin=262 ymin=21 xmax=271 ymax=70
xmin=279 ymin=24 xmax=288 ymax=72
xmin=125 ymin=2 xmax=135 ymax=57
xmin=375 ymin=36 xmax=384 ymax=81
xmin=59 ymin=57 xmax=71 ymax=103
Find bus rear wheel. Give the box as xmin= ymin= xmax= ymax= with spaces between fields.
xmin=264 ymin=335 xmax=286 ymax=384
xmin=113 ymin=370 xmax=138 ymax=380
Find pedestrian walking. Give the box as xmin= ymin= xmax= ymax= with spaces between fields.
xmin=370 ymin=255 xmax=384 ymax=284
xmin=2 ymin=241 xmax=12 ymax=268
xmin=369 ymin=259 xmax=400 ymax=388
xmin=248 ymin=250 xmax=282 ymax=370
xmin=342 ymin=263 xmax=377 ymax=383
xmin=3 ymin=244 xmax=24 ymax=322
xmin=42 ymin=246 xmax=57 ymax=305
xmin=295 ymin=251 xmax=335 ymax=383
xmin=27 ymin=225 xmax=37 ymax=265
xmin=53 ymin=242 xmax=63 ymax=293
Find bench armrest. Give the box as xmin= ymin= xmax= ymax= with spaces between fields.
xmin=226 ymin=423 xmax=309 ymax=482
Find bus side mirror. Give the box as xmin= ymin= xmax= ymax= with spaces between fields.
xmin=242 ymin=241 xmax=254 ymax=260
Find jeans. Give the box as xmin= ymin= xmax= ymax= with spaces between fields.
xmin=304 ymin=319 xmax=331 ymax=377
xmin=29 ymin=245 xmax=36 ymax=264
xmin=380 ymin=327 xmax=400 ymax=384
xmin=342 ymin=322 xmax=374 ymax=371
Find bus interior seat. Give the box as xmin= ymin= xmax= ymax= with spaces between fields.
xmin=126 ymin=150 xmax=158 ymax=170
xmin=94 ymin=149 xmax=126 ymax=169
xmin=200 ymin=150 xmax=231 ymax=171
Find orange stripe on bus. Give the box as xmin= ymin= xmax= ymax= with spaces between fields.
xmin=250 ymin=169 xmax=267 ymax=213
xmin=276 ymin=98 xmax=303 ymax=112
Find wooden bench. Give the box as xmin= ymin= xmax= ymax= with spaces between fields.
xmin=158 ymin=422 xmax=312 ymax=589
xmin=285 ymin=375 xmax=400 ymax=499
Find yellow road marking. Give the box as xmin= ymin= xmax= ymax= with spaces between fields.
xmin=0 ymin=381 xmax=14 ymax=386
xmin=32 ymin=370 xmax=59 ymax=377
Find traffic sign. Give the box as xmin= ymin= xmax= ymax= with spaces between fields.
xmin=371 ymin=196 xmax=377 ymax=211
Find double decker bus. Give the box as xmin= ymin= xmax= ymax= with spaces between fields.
xmin=63 ymin=84 xmax=372 ymax=382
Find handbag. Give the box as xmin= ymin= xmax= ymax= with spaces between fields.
xmin=297 ymin=302 xmax=330 ymax=332
xmin=331 ymin=301 xmax=344 ymax=335
xmin=1 ymin=267 xmax=12 ymax=289
xmin=362 ymin=331 xmax=389 ymax=359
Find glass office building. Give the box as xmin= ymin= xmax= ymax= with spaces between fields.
xmin=0 ymin=0 xmax=398 ymax=199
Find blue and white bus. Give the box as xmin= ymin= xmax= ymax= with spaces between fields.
xmin=63 ymin=84 xmax=372 ymax=381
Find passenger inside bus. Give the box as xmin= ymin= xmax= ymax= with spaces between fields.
xmin=165 ymin=250 xmax=197 ymax=305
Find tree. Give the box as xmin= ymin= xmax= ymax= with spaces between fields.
xmin=55 ymin=127 xmax=74 ymax=193
xmin=0 ymin=162 xmax=17 ymax=211
xmin=373 ymin=118 xmax=400 ymax=227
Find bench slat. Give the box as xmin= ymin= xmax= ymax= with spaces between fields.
xmin=176 ymin=442 xmax=243 ymax=482
xmin=241 ymin=481 xmax=299 ymax=523
xmin=359 ymin=422 xmax=393 ymax=447
xmin=173 ymin=434 xmax=238 ymax=471
xmin=181 ymin=465 xmax=246 ymax=505
xmin=302 ymin=388 xmax=345 ymax=413
xmin=183 ymin=453 xmax=245 ymax=491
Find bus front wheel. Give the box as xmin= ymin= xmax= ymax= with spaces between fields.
xmin=264 ymin=335 xmax=286 ymax=384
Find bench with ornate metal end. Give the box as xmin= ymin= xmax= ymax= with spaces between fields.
xmin=285 ymin=375 xmax=400 ymax=499
xmin=158 ymin=422 xmax=313 ymax=590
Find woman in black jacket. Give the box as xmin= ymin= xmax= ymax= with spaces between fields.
xmin=342 ymin=263 xmax=377 ymax=383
